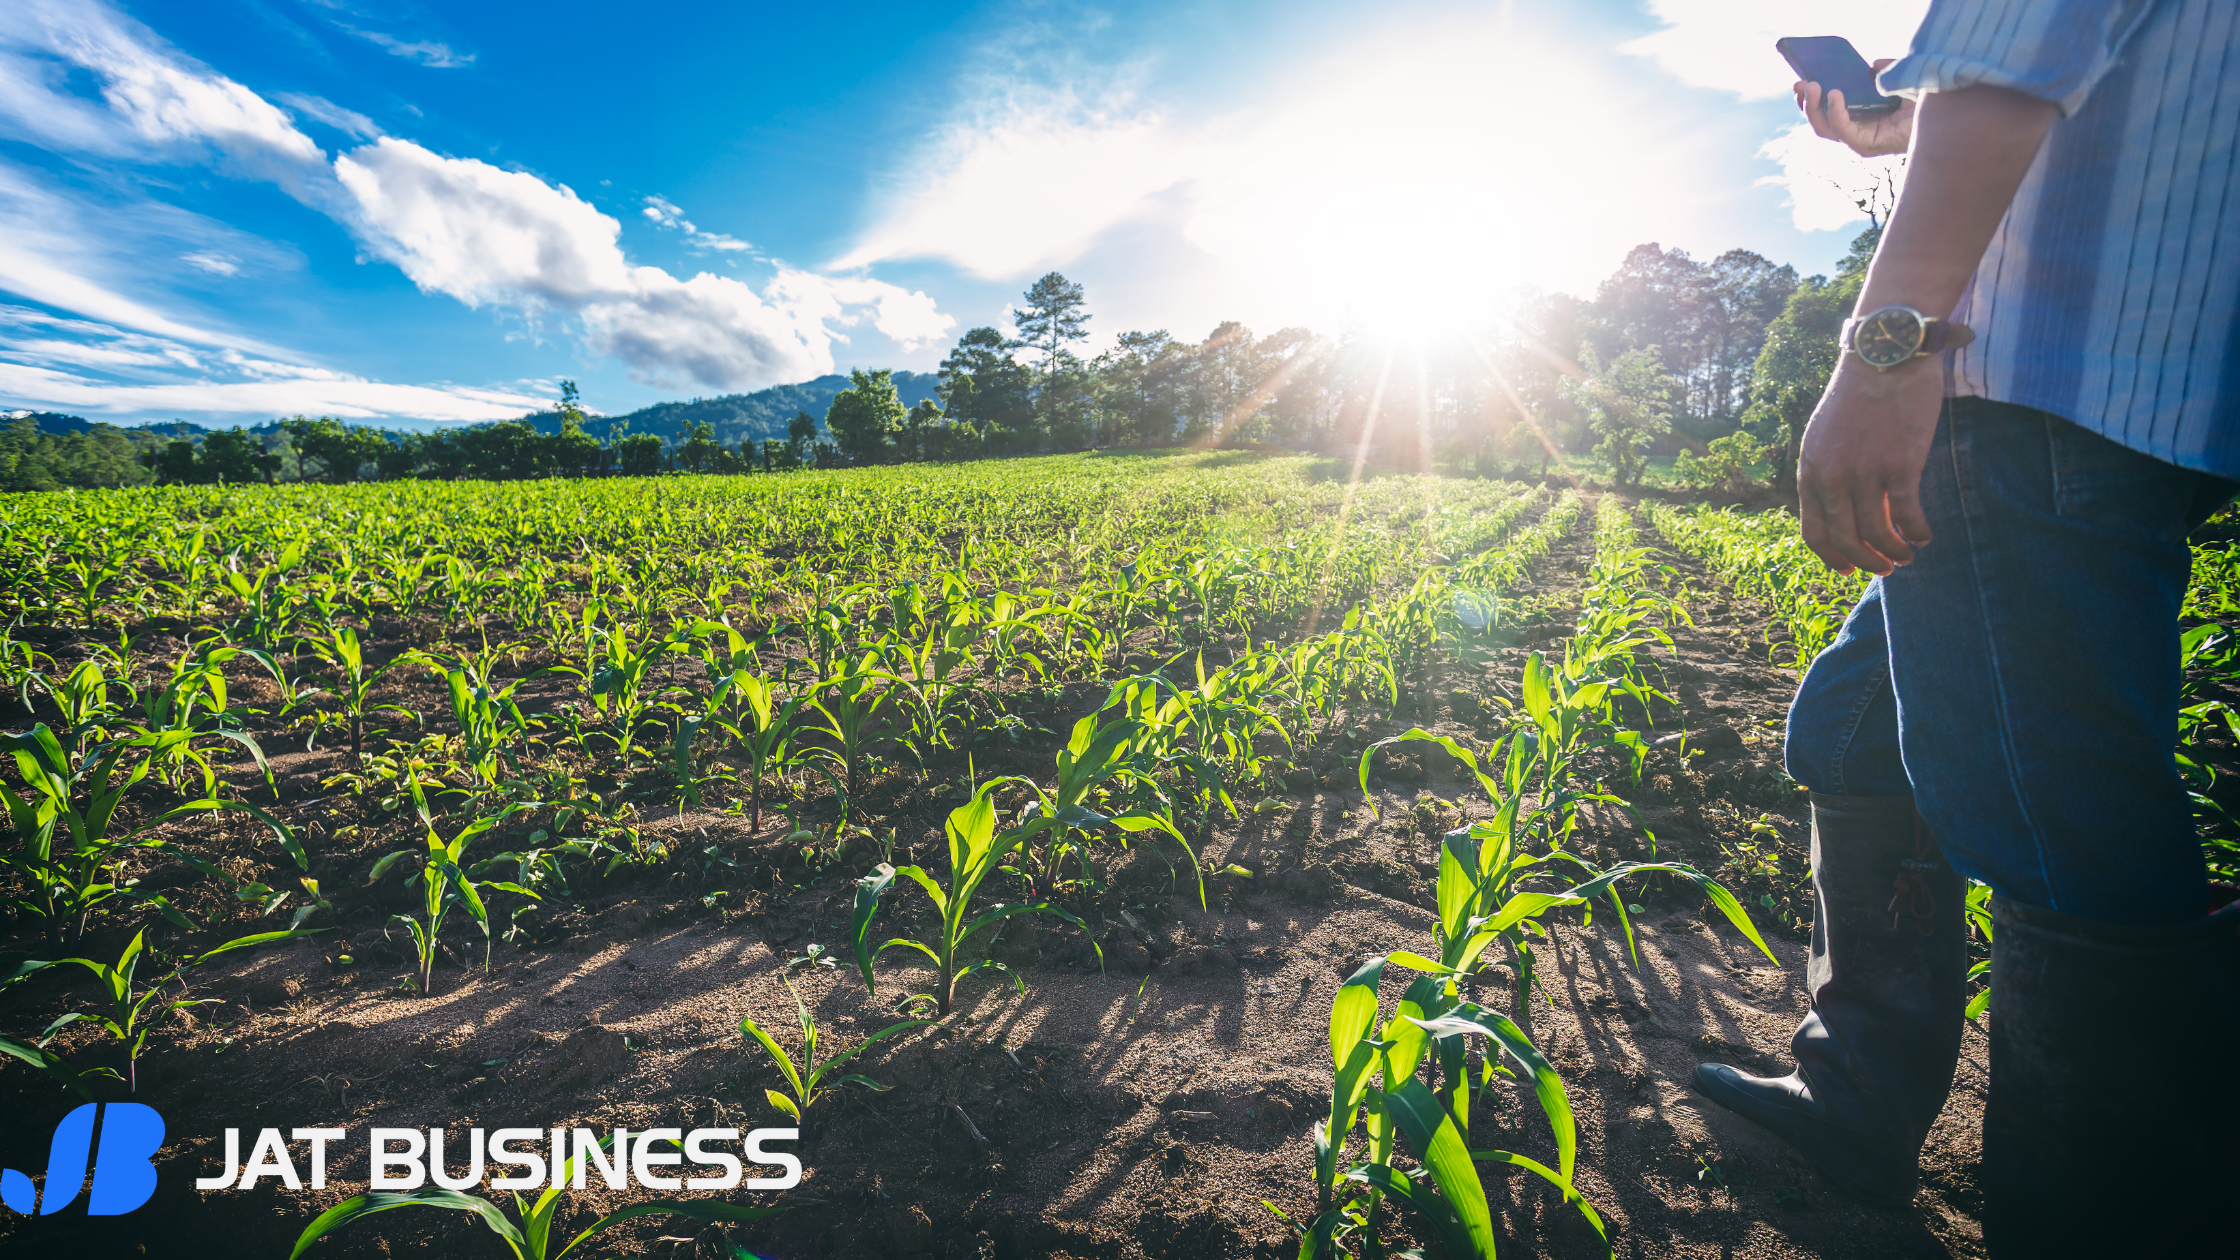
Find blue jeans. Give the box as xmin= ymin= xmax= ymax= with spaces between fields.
xmin=1786 ymin=397 xmax=2234 ymax=925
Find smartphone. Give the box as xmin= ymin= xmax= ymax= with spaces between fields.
xmin=1776 ymin=36 xmax=1899 ymax=116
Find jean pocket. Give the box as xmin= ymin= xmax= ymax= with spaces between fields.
xmin=2048 ymin=417 xmax=2197 ymax=547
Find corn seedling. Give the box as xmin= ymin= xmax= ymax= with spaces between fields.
xmin=739 ymin=977 xmax=928 ymax=1128
xmin=848 ymin=782 xmax=1102 ymax=1017
xmin=368 ymin=778 xmax=538 ymax=992
xmin=50 ymin=926 xmax=316 ymax=1096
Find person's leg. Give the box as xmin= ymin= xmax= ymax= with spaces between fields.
xmin=1784 ymin=578 xmax=1910 ymax=798
xmin=1883 ymin=398 xmax=2214 ymax=920
xmin=1879 ymin=397 xmax=2237 ymax=1252
xmin=1694 ymin=581 xmax=1964 ymax=1207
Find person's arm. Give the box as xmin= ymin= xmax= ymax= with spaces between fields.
xmin=1797 ymin=84 xmax=2058 ymax=576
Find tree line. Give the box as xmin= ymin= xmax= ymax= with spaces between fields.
xmin=5 ymin=227 xmax=1875 ymax=492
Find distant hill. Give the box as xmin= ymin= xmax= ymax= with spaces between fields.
xmin=9 ymin=371 xmax=941 ymax=447
xmin=8 ymin=409 xmax=216 ymax=437
xmin=521 ymin=372 xmax=942 ymax=445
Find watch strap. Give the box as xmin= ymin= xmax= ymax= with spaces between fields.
xmin=1921 ymin=319 xmax=1976 ymax=354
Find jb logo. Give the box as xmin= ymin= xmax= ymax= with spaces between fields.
xmin=0 ymin=1103 xmax=164 ymax=1216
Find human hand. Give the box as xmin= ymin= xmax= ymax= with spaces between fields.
xmin=1796 ymin=352 xmax=1944 ymax=576
xmin=1794 ymin=59 xmax=1914 ymax=157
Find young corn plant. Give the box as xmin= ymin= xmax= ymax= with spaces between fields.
xmin=132 ymin=641 xmax=277 ymax=795
xmin=1273 ymin=957 xmax=1610 ymax=1259
xmin=368 ymin=779 xmax=538 ymax=993
xmin=50 ymin=926 xmax=316 ymax=1097
xmin=800 ymin=652 xmax=918 ymax=801
xmin=2 ymin=725 xmax=298 ymax=947
xmin=998 ymin=714 xmax=1200 ymax=907
xmin=708 ymin=672 xmax=805 ymax=832
xmin=308 ymin=625 xmax=416 ymax=757
xmin=425 ymin=654 xmax=548 ymax=788
xmin=1361 ymin=729 xmax=1774 ymax=1035
xmin=740 ymin=977 xmax=928 ymax=1131
xmin=847 ymin=782 xmax=1102 ymax=1017
xmin=583 ymin=621 xmax=688 ymax=767
xmin=287 ymin=1132 xmax=787 ymax=1260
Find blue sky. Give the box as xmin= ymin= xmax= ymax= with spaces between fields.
xmin=0 ymin=0 xmax=1924 ymax=428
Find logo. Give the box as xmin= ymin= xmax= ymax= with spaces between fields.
xmin=0 ymin=1103 xmax=164 ymax=1216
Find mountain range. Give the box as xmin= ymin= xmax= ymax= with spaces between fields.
xmin=7 ymin=371 xmax=943 ymax=445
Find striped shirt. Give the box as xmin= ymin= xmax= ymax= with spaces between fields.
xmin=1880 ymin=0 xmax=2240 ymax=477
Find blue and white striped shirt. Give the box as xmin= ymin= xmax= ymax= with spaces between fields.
xmin=1881 ymin=0 xmax=2240 ymax=477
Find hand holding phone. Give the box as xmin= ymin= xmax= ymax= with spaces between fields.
xmin=1777 ymin=36 xmax=1913 ymax=158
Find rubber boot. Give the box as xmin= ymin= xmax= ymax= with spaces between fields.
xmin=1984 ymin=892 xmax=2240 ymax=1256
xmin=1692 ymin=792 xmax=1965 ymax=1207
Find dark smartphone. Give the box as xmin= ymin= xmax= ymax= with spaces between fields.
xmin=1776 ymin=36 xmax=1899 ymax=115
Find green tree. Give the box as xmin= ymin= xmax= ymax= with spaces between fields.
xmin=824 ymin=369 xmax=907 ymax=465
xmin=278 ymin=416 xmax=382 ymax=482
xmin=1570 ymin=344 xmax=1679 ymax=489
xmin=899 ymin=397 xmax=943 ymax=462
xmin=151 ymin=439 xmax=198 ymax=485
xmin=677 ymin=419 xmax=722 ymax=473
xmin=419 ymin=431 xmax=467 ymax=479
xmin=785 ymin=410 xmax=820 ymax=463
xmin=616 ymin=432 xmax=665 ymax=476
xmin=3 ymin=417 xmax=157 ymax=491
xmin=375 ymin=433 xmax=421 ymax=480
xmin=541 ymin=381 xmax=601 ymax=477
xmin=1739 ymin=225 xmax=1878 ymax=499
xmin=201 ymin=427 xmax=272 ymax=484
xmin=1014 ymin=272 xmax=1090 ymax=376
xmin=938 ymin=327 xmax=1035 ymax=451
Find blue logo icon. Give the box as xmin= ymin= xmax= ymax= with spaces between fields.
xmin=1 ymin=1103 xmax=164 ymax=1216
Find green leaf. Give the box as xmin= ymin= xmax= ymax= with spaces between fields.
xmin=286 ymin=1188 xmax=526 ymax=1260
xmin=850 ymin=862 xmax=896 ymax=992
xmin=0 ymin=1032 xmax=95 ymax=1101
xmin=1406 ymin=1001 xmax=1578 ymax=1181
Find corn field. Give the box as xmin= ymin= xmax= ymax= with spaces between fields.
xmin=11 ymin=450 xmax=2218 ymax=1257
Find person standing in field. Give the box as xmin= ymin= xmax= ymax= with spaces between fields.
xmin=1688 ymin=2 xmax=2240 ymax=1253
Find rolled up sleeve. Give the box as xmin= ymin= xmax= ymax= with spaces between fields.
xmin=1879 ymin=0 xmax=2160 ymax=115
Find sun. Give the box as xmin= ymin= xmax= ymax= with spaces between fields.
xmin=1176 ymin=24 xmax=1681 ymax=343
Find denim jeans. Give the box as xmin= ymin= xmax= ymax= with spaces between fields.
xmin=1786 ymin=397 xmax=2234 ymax=925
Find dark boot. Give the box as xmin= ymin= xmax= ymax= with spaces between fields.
xmin=1984 ymin=892 xmax=2240 ymax=1256
xmin=1692 ymin=792 xmax=1966 ymax=1207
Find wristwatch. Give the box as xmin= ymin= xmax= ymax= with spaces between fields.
xmin=1842 ymin=304 xmax=1976 ymax=370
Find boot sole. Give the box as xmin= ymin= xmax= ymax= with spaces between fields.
xmin=1691 ymin=1063 xmax=1919 ymax=1209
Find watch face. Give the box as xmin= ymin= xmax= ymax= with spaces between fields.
xmin=1854 ymin=306 xmax=1925 ymax=368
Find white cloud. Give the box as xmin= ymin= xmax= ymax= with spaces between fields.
xmin=835 ymin=85 xmax=1190 ymax=279
xmin=335 ymin=138 xmax=952 ymax=387
xmin=642 ymin=195 xmax=752 ymax=252
xmin=336 ymin=25 xmax=474 ymax=70
xmin=278 ymin=91 xmax=381 ymax=139
xmin=0 ymin=163 xmax=285 ymax=353
xmin=0 ymin=0 xmax=953 ymax=398
xmin=1620 ymin=1 xmax=1927 ymax=232
xmin=0 ymin=360 xmax=542 ymax=421
xmin=1756 ymin=123 xmax=1906 ymax=233
xmin=838 ymin=27 xmax=1727 ymax=325
xmin=581 ymin=269 xmax=829 ymax=389
xmin=0 ymin=306 xmax=543 ymax=421
xmin=1619 ymin=1 xmax=1932 ymax=101
xmin=767 ymin=271 xmax=956 ymax=353
xmin=180 ymin=250 xmax=240 ymax=276
xmin=335 ymin=137 xmax=634 ymax=306
xmin=0 ymin=0 xmax=327 ymax=195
